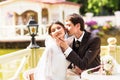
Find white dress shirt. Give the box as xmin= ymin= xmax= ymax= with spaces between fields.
xmin=64 ymin=31 xmax=85 ymax=57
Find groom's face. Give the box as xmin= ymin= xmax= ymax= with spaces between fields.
xmin=65 ymin=20 xmax=75 ymax=36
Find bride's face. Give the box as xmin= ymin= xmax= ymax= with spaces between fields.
xmin=50 ymin=24 xmax=65 ymax=39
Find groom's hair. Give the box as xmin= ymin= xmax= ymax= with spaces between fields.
xmin=65 ymin=13 xmax=85 ymax=31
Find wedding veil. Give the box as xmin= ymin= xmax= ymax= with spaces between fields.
xmin=34 ymin=35 xmax=69 ymax=80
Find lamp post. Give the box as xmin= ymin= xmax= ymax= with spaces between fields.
xmin=27 ymin=17 xmax=40 ymax=68
xmin=27 ymin=17 xmax=40 ymax=49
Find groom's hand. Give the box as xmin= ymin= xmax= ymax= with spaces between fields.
xmin=73 ymin=66 xmax=83 ymax=75
xmin=56 ymin=38 xmax=69 ymax=52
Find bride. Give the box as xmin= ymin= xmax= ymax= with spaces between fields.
xmin=33 ymin=21 xmax=81 ymax=80
xmin=34 ymin=21 xmax=69 ymax=80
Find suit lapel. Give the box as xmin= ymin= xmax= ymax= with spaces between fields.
xmin=81 ymin=31 xmax=91 ymax=46
xmin=66 ymin=31 xmax=91 ymax=48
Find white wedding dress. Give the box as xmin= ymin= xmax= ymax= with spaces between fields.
xmin=34 ymin=36 xmax=70 ymax=80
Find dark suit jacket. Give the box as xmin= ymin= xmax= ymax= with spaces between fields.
xmin=66 ymin=30 xmax=101 ymax=70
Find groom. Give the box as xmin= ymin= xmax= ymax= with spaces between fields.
xmin=58 ymin=13 xmax=101 ymax=75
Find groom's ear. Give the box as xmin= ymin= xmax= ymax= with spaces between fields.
xmin=75 ymin=23 xmax=80 ymax=29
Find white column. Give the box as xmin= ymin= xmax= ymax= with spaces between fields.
xmin=107 ymin=37 xmax=117 ymax=61
xmin=0 ymin=9 xmax=2 ymax=26
xmin=114 ymin=11 xmax=120 ymax=28
xmin=37 ymin=9 xmax=43 ymax=35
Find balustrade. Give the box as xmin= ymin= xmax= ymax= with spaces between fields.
xmin=0 ymin=24 xmax=48 ymax=39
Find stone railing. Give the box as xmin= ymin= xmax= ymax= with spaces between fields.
xmin=0 ymin=48 xmax=44 ymax=80
xmin=0 ymin=24 xmax=48 ymax=40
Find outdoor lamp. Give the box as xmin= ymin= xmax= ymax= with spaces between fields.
xmin=27 ymin=17 xmax=40 ymax=49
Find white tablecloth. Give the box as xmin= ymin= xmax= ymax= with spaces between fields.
xmin=81 ymin=70 xmax=120 ymax=80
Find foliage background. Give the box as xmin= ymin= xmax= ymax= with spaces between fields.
xmin=1 ymin=0 xmax=120 ymax=16
xmin=67 ymin=0 xmax=120 ymax=16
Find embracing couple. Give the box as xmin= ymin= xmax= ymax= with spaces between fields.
xmin=28 ymin=13 xmax=101 ymax=80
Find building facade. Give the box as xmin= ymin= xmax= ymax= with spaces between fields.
xmin=0 ymin=0 xmax=80 ymax=38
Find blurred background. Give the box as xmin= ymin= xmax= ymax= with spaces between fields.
xmin=0 ymin=0 xmax=120 ymax=80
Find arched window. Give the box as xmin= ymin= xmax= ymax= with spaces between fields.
xmin=15 ymin=10 xmax=38 ymax=36
xmin=15 ymin=10 xmax=38 ymax=25
xmin=22 ymin=10 xmax=38 ymax=25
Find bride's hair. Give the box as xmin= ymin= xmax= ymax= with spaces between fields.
xmin=48 ymin=21 xmax=65 ymax=35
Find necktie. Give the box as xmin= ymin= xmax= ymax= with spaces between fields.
xmin=75 ymin=40 xmax=80 ymax=48
xmin=72 ymin=40 xmax=81 ymax=69
xmin=73 ymin=40 xmax=81 ymax=52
